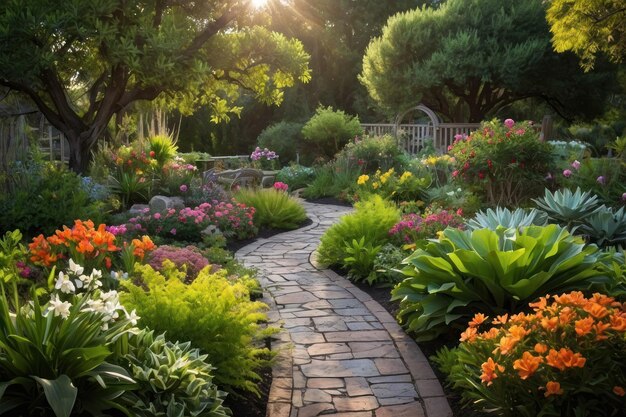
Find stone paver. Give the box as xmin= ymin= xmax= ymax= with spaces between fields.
xmin=236 ymin=202 xmax=452 ymax=417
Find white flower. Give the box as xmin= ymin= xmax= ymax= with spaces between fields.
xmin=91 ymin=269 xmax=103 ymax=280
xmin=48 ymin=295 xmax=72 ymax=319
xmin=100 ymin=290 xmax=119 ymax=303
xmin=126 ymin=309 xmax=140 ymax=325
xmin=55 ymin=272 xmax=76 ymax=294
xmin=68 ymin=259 xmax=84 ymax=276
xmin=82 ymin=299 xmax=105 ymax=313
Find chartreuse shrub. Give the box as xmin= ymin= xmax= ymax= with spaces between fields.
xmin=392 ymin=225 xmax=612 ymax=341
xmin=301 ymin=105 xmax=363 ymax=159
xmin=123 ymin=329 xmax=230 ymax=417
xmin=317 ymin=195 xmax=400 ymax=283
xmin=234 ymin=188 xmax=307 ymax=230
xmin=434 ymin=292 xmax=626 ymax=417
xmin=120 ymin=262 xmax=275 ymax=394
xmin=449 ymin=118 xmax=554 ymax=206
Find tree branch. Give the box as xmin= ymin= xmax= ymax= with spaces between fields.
xmin=0 ymin=79 xmax=68 ymax=132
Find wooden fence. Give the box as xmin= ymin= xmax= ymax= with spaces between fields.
xmin=361 ymin=122 xmax=480 ymax=155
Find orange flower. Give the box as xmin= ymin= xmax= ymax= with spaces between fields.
xmin=546 ymin=348 xmax=586 ymax=371
xmin=493 ymin=313 xmax=508 ymax=325
xmin=460 ymin=327 xmax=478 ymax=342
xmin=480 ymin=327 xmax=500 ymax=340
xmin=77 ymin=239 xmax=95 ymax=254
xmin=610 ymin=313 xmax=626 ymax=332
xmin=534 ymin=343 xmax=548 ymax=354
xmin=574 ymin=317 xmax=594 ymax=337
xmin=529 ymin=296 xmax=548 ymax=311
xmin=583 ymin=302 xmax=610 ymax=319
xmin=545 ymin=381 xmax=563 ymax=397
xmin=591 ymin=293 xmax=614 ymax=306
xmin=540 ymin=316 xmax=559 ymax=331
xmin=513 ymin=351 xmax=543 ymax=379
xmin=554 ymin=291 xmax=587 ymax=307
xmin=469 ymin=313 xmax=488 ymax=328
xmin=559 ymin=307 xmax=575 ymax=325
xmin=613 ymin=386 xmax=625 ymax=397
xmin=508 ymin=325 xmax=529 ymax=341
xmin=480 ymin=357 xmax=504 ymax=386
xmin=496 ymin=336 xmax=518 ymax=355
xmin=594 ymin=321 xmax=611 ymax=341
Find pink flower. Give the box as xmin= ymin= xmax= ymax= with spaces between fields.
xmin=504 ymin=119 xmax=515 ymax=129
xmin=597 ymin=176 xmax=606 ymax=185
xmin=273 ymin=182 xmax=289 ymax=192
xmin=622 ymin=193 xmax=626 ymax=201
xmin=571 ymin=160 xmax=581 ymax=170
xmin=452 ymin=170 xmax=459 ymax=177
xmin=153 ymin=213 xmax=161 ymax=219
xmin=180 ymin=184 xmax=188 ymax=193
xmin=563 ymin=169 xmax=572 ymax=178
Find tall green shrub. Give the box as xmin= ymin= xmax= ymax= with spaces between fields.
xmin=257 ymin=121 xmax=304 ymax=164
xmin=301 ymin=106 xmax=363 ymax=159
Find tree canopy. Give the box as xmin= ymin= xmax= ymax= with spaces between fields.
xmin=0 ymin=0 xmax=310 ymax=172
xmin=546 ymin=0 xmax=626 ymax=71
xmin=360 ymin=0 xmax=618 ymax=122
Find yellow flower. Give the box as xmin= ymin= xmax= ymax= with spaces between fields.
xmin=357 ymin=175 xmax=370 ymax=185
xmin=399 ymin=171 xmax=413 ymax=183
xmin=425 ymin=156 xmax=438 ymax=166
xmin=436 ymin=230 xmax=444 ymax=239
xmin=372 ymin=182 xmax=380 ymax=189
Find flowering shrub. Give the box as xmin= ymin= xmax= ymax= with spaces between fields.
xmin=434 ymin=292 xmax=626 ymax=417
xmin=29 ymin=220 xmax=120 ymax=270
xmin=159 ymin=156 xmax=199 ymax=196
xmin=250 ymin=146 xmax=279 ymax=170
xmin=420 ymin=153 xmax=456 ymax=187
xmin=449 ymin=118 xmax=554 ymax=206
xmin=147 ymin=245 xmax=211 ymax=282
xmin=275 ymin=164 xmax=315 ymax=190
xmin=273 ymin=181 xmax=289 ymax=192
xmin=336 ymin=134 xmax=409 ymax=174
xmin=125 ymin=200 xmax=257 ymax=241
xmin=388 ymin=208 xmax=465 ymax=248
xmin=556 ymin=157 xmax=625 ymax=205
xmin=355 ymin=168 xmax=431 ymax=202
xmin=183 ymin=177 xmax=228 ymax=208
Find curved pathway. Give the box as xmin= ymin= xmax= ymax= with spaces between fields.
xmin=236 ymin=202 xmax=452 ymax=417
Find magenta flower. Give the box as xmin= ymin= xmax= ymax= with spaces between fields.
xmin=153 ymin=213 xmax=161 ymax=220
xmin=170 ymin=228 xmax=177 ymax=235
xmin=563 ymin=169 xmax=572 ymax=178
xmin=571 ymin=160 xmax=581 ymax=170
xmin=597 ymin=176 xmax=606 ymax=185
xmin=180 ymin=184 xmax=188 ymax=193
xmin=273 ymin=182 xmax=289 ymax=192
xmin=504 ymin=119 xmax=515 ymax=129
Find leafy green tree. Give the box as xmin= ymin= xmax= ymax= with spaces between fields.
xmin=360 ymin=0 xmax=618 ymax=122
xmin=0 ymin=0 xmax=310 ymax=172
xmin=546 ymin=0 xmax=626 ymax=70
xmin=301 ymin=106 xmax=363 ymax=159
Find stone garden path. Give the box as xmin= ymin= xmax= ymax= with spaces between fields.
xmin=236 ymin=202 xmax=453 ymax=417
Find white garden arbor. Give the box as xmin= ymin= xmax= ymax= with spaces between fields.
xmin=362 ymin=104 xmax=479 ymax=155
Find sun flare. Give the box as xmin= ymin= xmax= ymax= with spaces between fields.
xmin=251 ymin=0 xmax=268 ymax=9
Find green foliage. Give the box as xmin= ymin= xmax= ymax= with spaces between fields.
xmin=372 ymin=243 xmax=407 ymax=284
xmin=301 ymin=106 xmax=363 ymax=159
xmin=317 ymin=195 xmax=400 ymax=268
xmin=557 ymin=157 xmax=626 ymax=205
xmin=120 ymin=263 xmax=274 ymax=394
xmin=533 ymin=187 xmax=602 ymax=228
xmin=0 ymin=266 xmax=137 ymax=416
xmin=547 ymin=0 xmax=626 ymax=70
xmin=392 ymin=225 xmax=611 ymax=341
xmin=0 ymin=159 xmax=109 ymax=236
xmin=301 ymin=160 xmax=362 ymax=201
xmin=234 ymin=188 xmax=307 ymax=230
xmin=343 ymin=237 xmax=382 ymax=284
xmin=449 ymin=119 xmax=554 ymax=206
xmin=336 ymin=135 xmax=409 ymax=174
xmin=360 ymin=0 xmax=616 ymax=122
xmin=578 ymin=206 xmax=626 ymax=249
xmin=275 ymin=164 xmax=315 ymax=190
xmin=124 ymin=330 xmax=230 ymax=417
xmin=257 ymin=121 xmax=304 ymax=164
xmin=465 ymin=207 xmax=549 ymax=232
xmin=0 ymin=2 xmax=311 ymax=172
xmin=148 ymin=135 xmax=178 ymax=169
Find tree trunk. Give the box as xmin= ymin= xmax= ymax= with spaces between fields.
xmin=65 ymin=128 xmax=103 ymax=174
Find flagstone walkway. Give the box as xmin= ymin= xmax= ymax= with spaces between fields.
xmin=236 ymin=202 xmax=453 ymax=417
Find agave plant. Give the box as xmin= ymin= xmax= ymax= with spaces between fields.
xmin=392 ymin=225 xmax=612 ymax=341
xmin=465 ymin=207 xmax=549 ymax=231
xmin=578 ymin=206 xmax=626 ymax=249
xmin=533 ymin=187 xmax=601 ymax=228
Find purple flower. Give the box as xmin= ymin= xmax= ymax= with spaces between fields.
xmin=571 ymin=160 xmax=581 ymax=170
xmin=180 ymin=184 xmax=188 ymax=193
xmin=563 ymin=169 xmax=572 ymax=178
xmin=597 ymin=176 xmax=606 ymax=185
xmin=170 ymin=228 xmax=177 ymax=235
xmin=622 ymin=193 xmax=626 ymax=201
xmin=504 ymin=119 xmax=515 ymax=129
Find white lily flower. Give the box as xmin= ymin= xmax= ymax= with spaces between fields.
xmin=126 ymin=309 xmax=140 ymax=325
xmin=100 ymin=290 xmax=118 ymax=302
xmin=48 ymin=295 xmax=72 ymax=319
xmin=55 ymin=272 xmax=76 ymax=294
xmin=68 ymin=259 xmax=84 ymax=276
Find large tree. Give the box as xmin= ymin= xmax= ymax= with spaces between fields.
xmin=360 ymin=0 xmax=618 ymax=122
xmin=0 ymin=0 xmax=310 ymax=172
xmin=546 ymin=0 xmax=625 ymax=71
